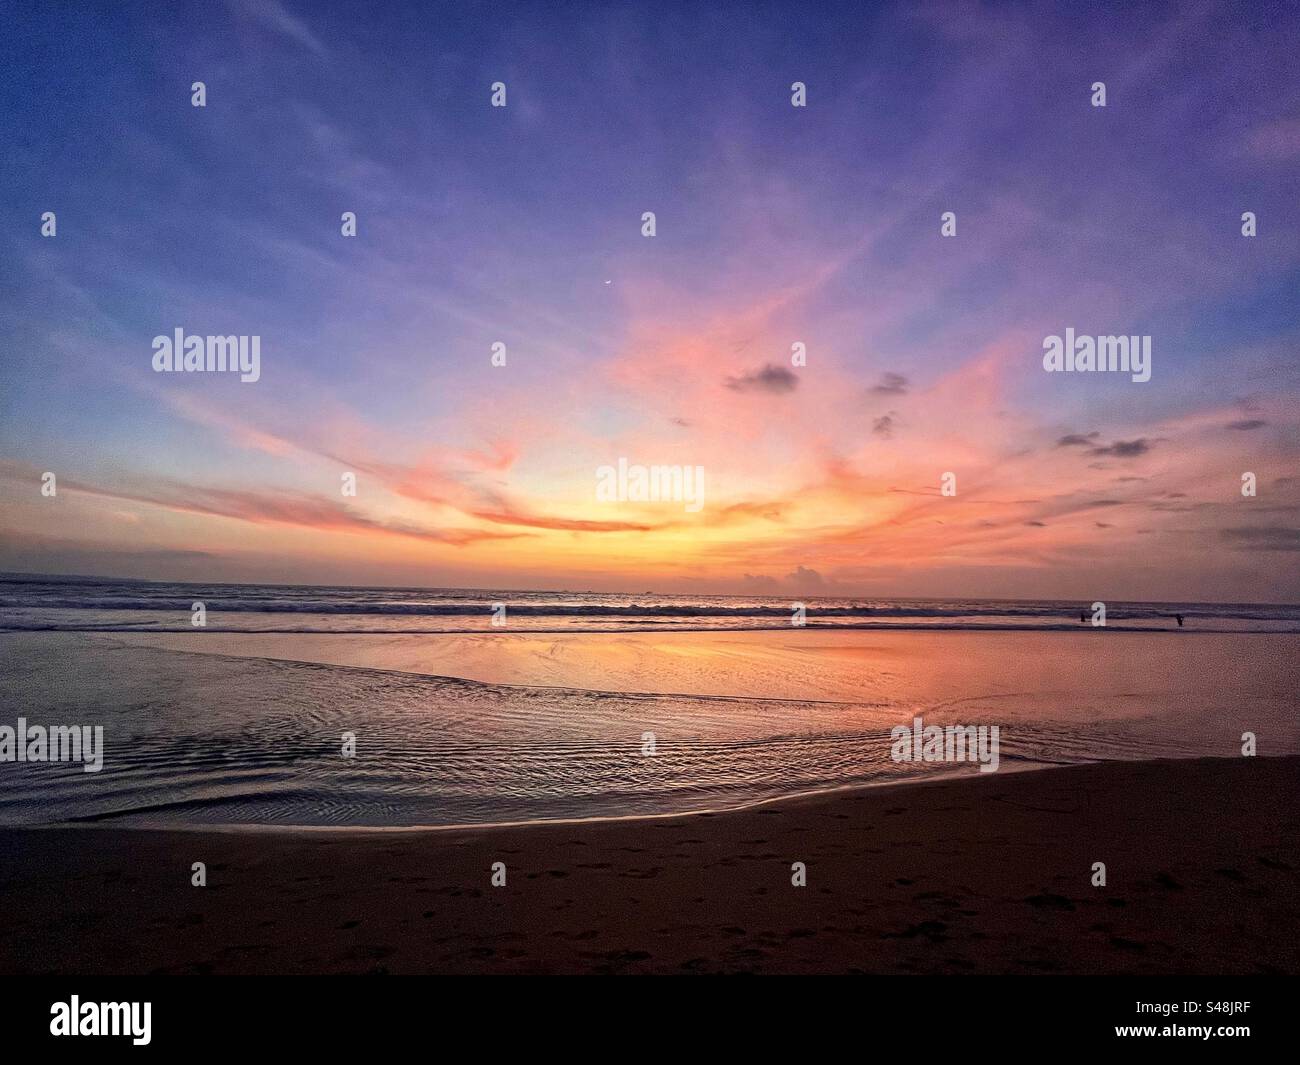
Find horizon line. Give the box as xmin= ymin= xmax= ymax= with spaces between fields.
xmin=1 ymin=568 xmax=1296 ymax=609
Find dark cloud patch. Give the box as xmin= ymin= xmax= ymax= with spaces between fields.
xmin=788 ymin=565 xmax=825 ymax=588
xmin=1225 ymin=419 xmax=1267 ymax=431
xmin=870 ymin=372 xmax=909 ymax=396
xmin=1025 ymin=520 xmax=1047 ymax=527
xmin=1142 ymin=493 xmax=1194 ymax=513
xmin=745 ymin=567 xmax=827 ymax=591
xmin=1088 ymin=438 xmax=1152 ymax=458
xmin=725 ymin=363 xmax=798 ymax=394
xmin=1061 ymin=433 xmax=1154 ymax=459
xmin=1095 ymin=522 xmax=1114 ymax=528
xmin=1220 ymin=527 xmax=1300 ymax=551
xmin=872 ymin=413 xmax=896 ymax=438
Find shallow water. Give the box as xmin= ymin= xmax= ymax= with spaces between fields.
xmin=1 ymin=629 xmax=1295 ymax=828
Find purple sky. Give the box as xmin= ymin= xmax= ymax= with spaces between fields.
xmin=1 ymin=0 xmax=1297 ymax=599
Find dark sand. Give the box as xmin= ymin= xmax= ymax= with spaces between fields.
xmin=2 ymin=757 xmax=1297 ymax=975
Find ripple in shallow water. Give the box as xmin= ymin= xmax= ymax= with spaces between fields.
xmin=0 ymin=635 xmax=1295 ymax=826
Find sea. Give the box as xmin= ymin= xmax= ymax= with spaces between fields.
xmin=2 ymin=573 xmax=1297 ymax=634
xmin=1 ymin=573 xmax=1296 ymax=829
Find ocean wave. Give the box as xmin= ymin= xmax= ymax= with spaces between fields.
xmin=2 ymin=622 xmax=1296 ymax=635
xmin=0 ymin=595 xmax=1294 ymax=621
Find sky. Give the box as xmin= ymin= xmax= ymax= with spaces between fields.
xmin=0 ymin=0 xmax=1297 ymax=600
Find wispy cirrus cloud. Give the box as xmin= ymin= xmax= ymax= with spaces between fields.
xmin=0 ymin=461 xmax=524 ymax=548
xmin=225 ymin=0 xmax=328 ymax=57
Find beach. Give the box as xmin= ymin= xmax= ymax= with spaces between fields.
xmin=3 ymin=581 xmax=1297 ymax=975
xmin=2 ymin=755 xmax=1296 ymax=975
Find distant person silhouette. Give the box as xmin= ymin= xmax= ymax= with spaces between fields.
xmin=1175 ymin=613 xmax=1184 ymax=627
xmin=1080 ymin=609 xmax=1087 ymax=624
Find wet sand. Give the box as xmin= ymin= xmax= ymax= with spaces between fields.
xmin=2 ymin=755 xmax=1296 ymax=974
